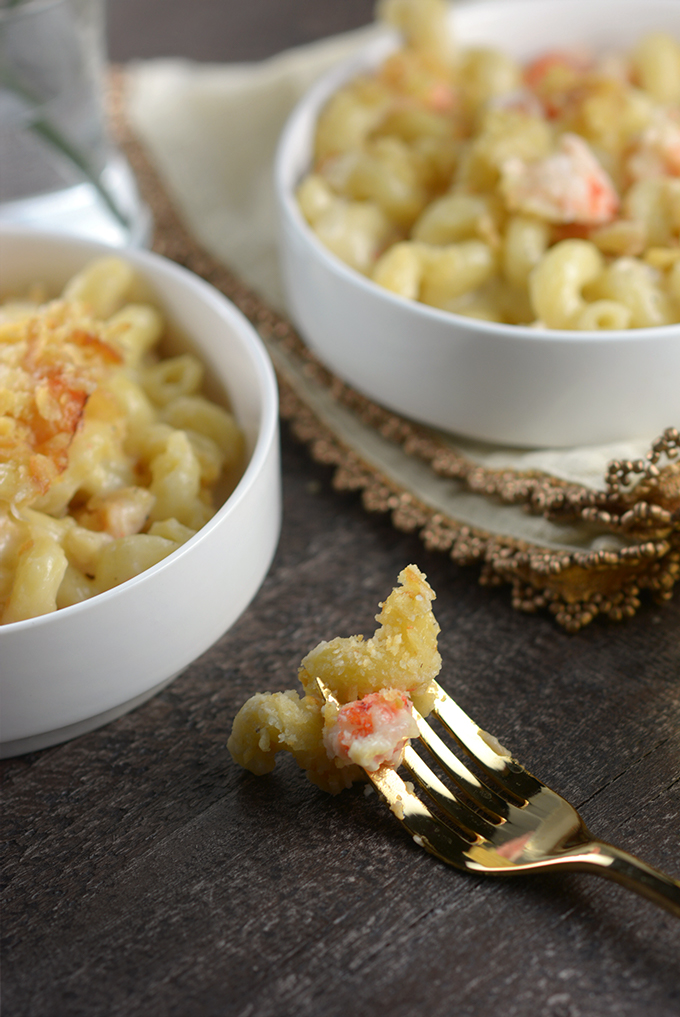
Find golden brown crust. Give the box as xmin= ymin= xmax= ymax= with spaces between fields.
xmin=0 ymin=300 xmax=121 ymax=508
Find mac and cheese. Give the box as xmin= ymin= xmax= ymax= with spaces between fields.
xmin=0 ymin=257 xmax=244 ymax=624
xmin=297 ymin=0 xmax=680 ymax=328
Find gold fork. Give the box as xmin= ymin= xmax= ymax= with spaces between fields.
xmin=318 ymin=679 xmax=680 ymax=917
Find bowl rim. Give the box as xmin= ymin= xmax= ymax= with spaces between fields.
xmin=0 ymin=225 xmax=280 ymax=632
xmin=274 ymin=0 xmax=680 ymax=346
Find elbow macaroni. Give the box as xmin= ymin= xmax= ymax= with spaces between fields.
xmin=0 ymin=257 xmax=245 ymax=624
xmin=297 ymin=0 xmax=680 ymax=328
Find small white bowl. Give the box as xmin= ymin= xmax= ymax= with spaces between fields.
xmin=275 ymin=0 xmax=680 ymax=448
xmin=0 ymin=228 xmax=281 ymax=756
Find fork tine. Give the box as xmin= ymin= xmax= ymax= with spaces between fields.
xmin=432 ymin=681 xmax=543 ymax=802
xmin=369 ymin=761 xmax=474 ymax=868
xmin=413 ymin=709 xmax=512 ymax=820
xmin=401 ymin=744 xmax=499 ymax=839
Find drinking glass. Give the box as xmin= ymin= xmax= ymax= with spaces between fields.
xmin=0 ymin=0 xmax=150 ymax=246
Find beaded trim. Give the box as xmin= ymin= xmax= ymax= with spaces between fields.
xmin=110 ymin=71 xmax=679 ymax=631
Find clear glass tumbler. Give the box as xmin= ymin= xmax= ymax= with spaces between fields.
xmin=0 ymin=0 xmax=151 ymax=246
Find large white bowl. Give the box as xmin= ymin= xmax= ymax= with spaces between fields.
xmin=0 ymin=228 xmax=281 ymax=756
xmin=275 ymin=0 xmax=680 ymax=448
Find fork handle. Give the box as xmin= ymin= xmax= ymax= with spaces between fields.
xmin=566 ymin=841 xmax=680 ymax=917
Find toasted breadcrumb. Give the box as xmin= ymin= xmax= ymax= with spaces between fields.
xmin=0 ymin=299 xmax=122 ymax=507
xmin=227 ymin=564 xmax=441 ymax=793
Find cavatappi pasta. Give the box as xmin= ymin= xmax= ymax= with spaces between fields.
xmin=0 ymin=257 xmax=244 ymax=624
xmin=297 ymin=0 xmax=680 ymax=328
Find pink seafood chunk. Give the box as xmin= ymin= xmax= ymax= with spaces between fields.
xmin=627 ymin=110 xmax=680 ymax=180
xmin=501 ymin=133 xmax=619 ymax=224
xmin=324 ymin=689 xmax=420 ymax=772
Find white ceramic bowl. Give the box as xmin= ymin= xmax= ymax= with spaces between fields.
xmin=276 ymin=0 xmax=680 ymax=448
xmin=0 ymin=228 xmax=281 ymax=756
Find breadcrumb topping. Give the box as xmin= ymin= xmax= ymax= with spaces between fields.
xmin=0 ymin=300 xmax=122 ymax=507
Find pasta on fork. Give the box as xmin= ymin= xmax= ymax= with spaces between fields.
xmin=0 ymin=257 xmax=244 ymax=624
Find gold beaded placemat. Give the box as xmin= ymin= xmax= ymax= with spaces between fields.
xmin=110 ymin=71 xmax=679 ymax=632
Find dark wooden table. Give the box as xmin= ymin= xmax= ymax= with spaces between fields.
xmin=3 ymin=3 xmax=680 ymax=1015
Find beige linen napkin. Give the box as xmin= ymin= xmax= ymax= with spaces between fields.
xmin=123 ymin=27 xmax=673 ymax=561
xmin=125 ymin=27 xmax=382 ymax=315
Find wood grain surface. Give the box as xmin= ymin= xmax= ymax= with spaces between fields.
xmin=3 ymin=3 xmax=680 ymax=1016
